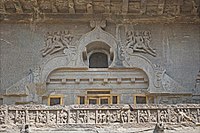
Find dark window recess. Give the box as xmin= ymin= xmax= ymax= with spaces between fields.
xmin=100 ymin=99 xmax=108 ymax=104
xmin=50 ymin=98 xmax=61 ymax=106
xmin=136 ymin=96 xmax=146 ymax=104
xmin=80 ymin=96 xmax=85 ymax=104
xmin=89 ymin=99 xmax=97 ymax=104
xmin=89 ymin=52 xmax=108 ymax=68
xmin=112 ymin=96 xmax=118 ymax=104
xmin=87 ymin=91 xmax=110 ymax=94
xmin=0 ymin=98 xmax=3 ymax=105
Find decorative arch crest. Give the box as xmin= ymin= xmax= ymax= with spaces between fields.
xmin=76 ymin=26 xmax=118 ymax=67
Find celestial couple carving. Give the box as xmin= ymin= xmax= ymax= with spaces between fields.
xmin=41 ymin=30 xmax=73 ymax=57
xmin=125 ymin=30 xmax=156 ymax=57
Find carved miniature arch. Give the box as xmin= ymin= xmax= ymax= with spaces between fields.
xmin=77 ymin=26 xmax=118 ymax=67
xmin=125 ymin=54 xmax=157 ymax=92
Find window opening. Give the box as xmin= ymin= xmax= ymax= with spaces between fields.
xmin=89 ymin=52 xmax=108 ymax=68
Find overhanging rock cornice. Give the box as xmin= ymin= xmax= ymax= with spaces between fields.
xmin=0 ymin=13 xmax=200 ymax=24
xmin=0 ymin=0 xmax=199 ymax=23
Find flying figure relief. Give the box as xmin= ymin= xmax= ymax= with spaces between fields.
xmin=41 ymin=31 xmax=73 ymax=57
xmin=126 ymin=30 xmax=156 ymax=57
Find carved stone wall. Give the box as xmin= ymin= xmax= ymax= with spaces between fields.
xmin=1 ymin=0 xmax=200 ymax=106
xmin=0 ymin=104 xmax=199 ymax=126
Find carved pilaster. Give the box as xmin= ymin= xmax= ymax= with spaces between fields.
xmin=4 ymin=106 xmax=8 ymax=125
xmin=157 ymin=110 xmax=160 ymax=123
xmin=122 ymin=0 xmax=128 ymax=15
xmin=137 ymin=110 xmax=140 ymax=123
xmin=76 ymin=110 xmax=78 ymax=123
xmin=13 ymin=0 xmax=23 ymax=13
xmin=68 ymin=0 xmax=75 ymax=14
xmin=25 ymin=110 xmax=29 ymax=124
xmin=104 ymin=0 xmax=110 ymax=13
xmin=176 ymin=0 xmax=183 ymax=15
xmin=158 ymin=0 xmax=165 ymax=15
xmin=47 ymin=110 xmax=49 ymax=124
xmin=191 ymin=0 xmax=198 ymax=15
xmin=140 ymin=0 xmax=147 ymax=15
xmin=0 ymin=0 xmax=6 ymax=13
xmin=95 ymin=110 xmax=98 ymax=124
xmin=67 ymin=110 xmax=70 ymax=124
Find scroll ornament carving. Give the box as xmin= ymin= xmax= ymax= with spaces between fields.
xmin=41 ymin=31 xmax=74 ymax=57
xmin=90 ymin=20 xmax=106 ymax=29
xmin=154 ymin=64 xmax=165 ymax=88
xmin=125 ymin=30 xmax=156 ymax=57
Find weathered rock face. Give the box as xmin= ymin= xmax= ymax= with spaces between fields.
xmin=0 ymin=0 xmax=200 ymax=105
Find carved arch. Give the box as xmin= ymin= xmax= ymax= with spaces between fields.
xmin=124 ymin=54 xmax=157 ymax=92
xmin=76 ymin=26 xmax=118 ymax=67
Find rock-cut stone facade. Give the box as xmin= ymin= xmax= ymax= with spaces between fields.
xmin=0 ymin=0 xmax=200 ymax=105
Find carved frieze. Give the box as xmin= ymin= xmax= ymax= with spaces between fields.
xmin=125 ymin=30 xmax=157 ymax=57
xmin=1 ymin=0 xmax=199 ymax=18
xmin=0 ymin=104 xmax=199 ymax=126
xmin=41 ymin=31 xmax=74 ymax=57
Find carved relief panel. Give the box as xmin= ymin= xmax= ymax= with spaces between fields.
xmin=41 ymin=31 xmax=74 ymax=57
xmin=125 ymin=30 xmax=156 ymax=57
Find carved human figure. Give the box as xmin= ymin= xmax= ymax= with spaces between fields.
xmin=88 ymin=111 xmax=95 ymax=123
xmin=126 ymin=30 xmax=156 ymax=57
xmin=60 ymin=31 xmax=73 ymax=47
xmin=8 ymin=112 xmax=15 ymax=124
xmin=169 ymin=109 xmax=178 ymax=123
xmin=49 ymin=112 xmax=56 ymax=124
xmin=38 ymin=111 xmax=47 ymax=123
xmin=0 ymin=111 xmax=5 ymax=124
xmin=50 ymin=32 xmax=65 ymax=55
xmin=160 ymin=110 xmax=168 ymax=122
xmin=78 ymin=110 xmax=88 ymax=123
xmin=132 ymin=31 xmax=146 ymax=52
xmin=121 ymin=110 xmax=128 ymax=123
xmin=143 ymin=31 xmax=156 ymax=56
xmin=126 ymin=31 xmax=135 ymax=49
xmin=41 ymin=32 xmax=54 ymax=56
xmin=59 ymin=110 xmax=68 ymax=124
xmin=97 ymin=110 xmax=107 ymax=123
xmin=70 ymin=111 xmax=76 ymax=123
xmin=110 ymin=110 xmax=120 ymax=123
xmin=139 ymin=110 xmax=148 ymax=123
xmin=178 ymin=109 xmax=194 ymax=123
xmin=42 ymin=31 xmax=74 ymax=57
xmin=129 ymin=111 xmax=137 ymax=123
xmin=16 ymin=111 xmax=26 ymax=124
